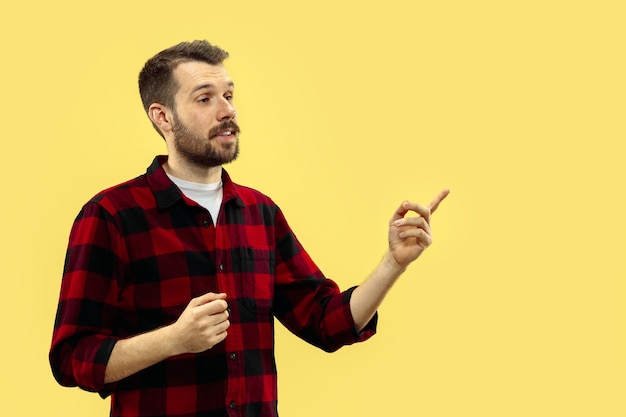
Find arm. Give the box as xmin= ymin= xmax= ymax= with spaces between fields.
xmin=350 ymin=189 xmax=450 ymax=331
xmin=104 ymin=293 xmax=230 ymax=383
xmin=50 ymin=201 xmax=230 ymax=390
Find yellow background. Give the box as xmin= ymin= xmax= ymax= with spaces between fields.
xmin=1 ymin=1 xmax=624 ymax=416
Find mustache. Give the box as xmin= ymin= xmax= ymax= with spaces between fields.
xmin=209 ymin=120 xmax=241 ymax=138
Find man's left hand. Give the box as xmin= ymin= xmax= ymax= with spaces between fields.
xmin=387 ymin=189 xmax=450 ymax=269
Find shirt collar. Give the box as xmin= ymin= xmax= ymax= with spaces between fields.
xmin=146 ymin=155 xmax=244 ymax=211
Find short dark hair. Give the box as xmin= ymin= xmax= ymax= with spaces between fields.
xmin=138 ymin=40 xmax=229 ymax=136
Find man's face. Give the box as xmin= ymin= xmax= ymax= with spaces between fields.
xmin=169 ymin=61 xmax=240 ymax=168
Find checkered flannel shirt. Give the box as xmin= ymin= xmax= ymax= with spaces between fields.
xmin=50 ymin=156 xmax=377 ymax=417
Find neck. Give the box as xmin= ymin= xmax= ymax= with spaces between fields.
xmin=164 ymin=154 xmax=223 ymax=184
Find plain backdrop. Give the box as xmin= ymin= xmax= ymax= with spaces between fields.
xmin=1 ymin=1 xmax=624 ymax=416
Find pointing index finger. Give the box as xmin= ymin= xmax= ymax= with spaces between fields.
xmin=428 ymin=189 xmax=450 ymax=214
xmin=392 ymin=189 xmax=450 ymax=222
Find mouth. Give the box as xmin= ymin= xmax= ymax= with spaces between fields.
xmin=210 ymin=130 xmax=238 ymax=142
xmin=209 ymin=122 xmax=240 ymax=140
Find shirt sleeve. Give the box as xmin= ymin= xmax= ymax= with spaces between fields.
xmin=272 ymin=208 xmax=377 ymax=352
xmin=49 ymin=200 xmax=122 ymax=396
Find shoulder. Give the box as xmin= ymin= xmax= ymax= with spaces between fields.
xmin=222 ymin=169 xmax=278 ymax=209
xmin=232 ymin=182 xmax=276 ymax=206
xmin=83 ymin=174 xmax=152 ymax=216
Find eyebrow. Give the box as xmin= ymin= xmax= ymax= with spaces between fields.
xmin=190 ymin=81 xmax=235 ymax=95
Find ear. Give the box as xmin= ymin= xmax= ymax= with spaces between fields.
xmin=148 ymin=103 xmax=173 ymax=135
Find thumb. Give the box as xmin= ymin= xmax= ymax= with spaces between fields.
xmin=189 ymin=292 xmax=227 ymax=307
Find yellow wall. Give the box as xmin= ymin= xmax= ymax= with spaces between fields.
xmin=2 ymin=1 xmax=625 ymax=416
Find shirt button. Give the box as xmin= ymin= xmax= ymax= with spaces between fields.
xmin=230 ymin=353 xmax=236 ymax=360
xmin=229 ymin=401 xmax=236 ymax=409
xmin=219 ymin=264 xmax=224 ymax=271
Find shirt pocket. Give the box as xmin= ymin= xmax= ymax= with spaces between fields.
xmin=238 ymin=247 xmax=275 ymax=318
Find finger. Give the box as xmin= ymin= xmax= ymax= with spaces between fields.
xmin=217 ymin=309 xmax=231 ymax=323
xmin=393 ymin=215 xmax=430 ymax=232
xmin=401 ymin=201 xmax=432 ymax=223
xmin=214 ymin=320 xmax=231 ymax=339
xmin=210 ymin=318 xmax=231 ymax=333
xmin=212 ymin=329 xmax=228 ymax=347
xmin=398 ymin=228 xmax=433 ymax=245
xmin=428 ymin=189 xmax=450 ymax=214
xmin=392 ymin=188 xmax=449 ymax=222
xmin=195 ymin=299 xmax=229 ymax=315
xmin=391 ymin=201 xmax=411 ymax=222
xmin=189 ymin=292 xmax=227 ymax=307
xmin=206 ymin=326 xmax=229 ymax=350
xmin=207 ymin=309 xmax=231 ymax=325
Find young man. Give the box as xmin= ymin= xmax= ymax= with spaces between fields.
xmin=50 ymin=40 xmax=449 ymax=417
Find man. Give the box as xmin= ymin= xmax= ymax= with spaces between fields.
xmin=50 ymin=40 xmax=449 ymax=417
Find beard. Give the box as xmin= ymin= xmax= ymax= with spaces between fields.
xmin=171 ymin=113 xmax=240 ymax=168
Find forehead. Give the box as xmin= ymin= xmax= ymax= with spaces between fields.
xmin=173 ymin=61 xmax=233 ymax=95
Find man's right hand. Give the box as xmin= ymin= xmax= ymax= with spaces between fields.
xmin=104 ymin=292 xmax=230 ymax=384
xmin=171 ymin=292 xmax=230 ymax=355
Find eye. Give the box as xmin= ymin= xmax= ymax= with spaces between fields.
xmin=225 ymin=93 xmax=233 ymax=101
xmin=198 ymin=97 xmax=210 ymax=103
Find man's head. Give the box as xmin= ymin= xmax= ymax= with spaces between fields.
xmin=139 ymin=40 xmax=240 ymax=169
xmin=139 ymin=40 xmax=230 ymax=138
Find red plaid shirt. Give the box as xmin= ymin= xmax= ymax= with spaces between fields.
xmin=50 ymin=156 xmax=377 ymax=417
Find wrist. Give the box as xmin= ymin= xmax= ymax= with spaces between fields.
xmin=160 ymin=323 xmax=184 ymax=357
xmin=382 ymin=250 xmax=408 ymax=276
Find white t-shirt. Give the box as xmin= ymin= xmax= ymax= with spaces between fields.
xmin=167 ymin=174 xmax=223 ymax=224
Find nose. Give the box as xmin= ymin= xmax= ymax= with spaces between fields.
xmin=218 ymin=99 xmax=237 ymax=121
